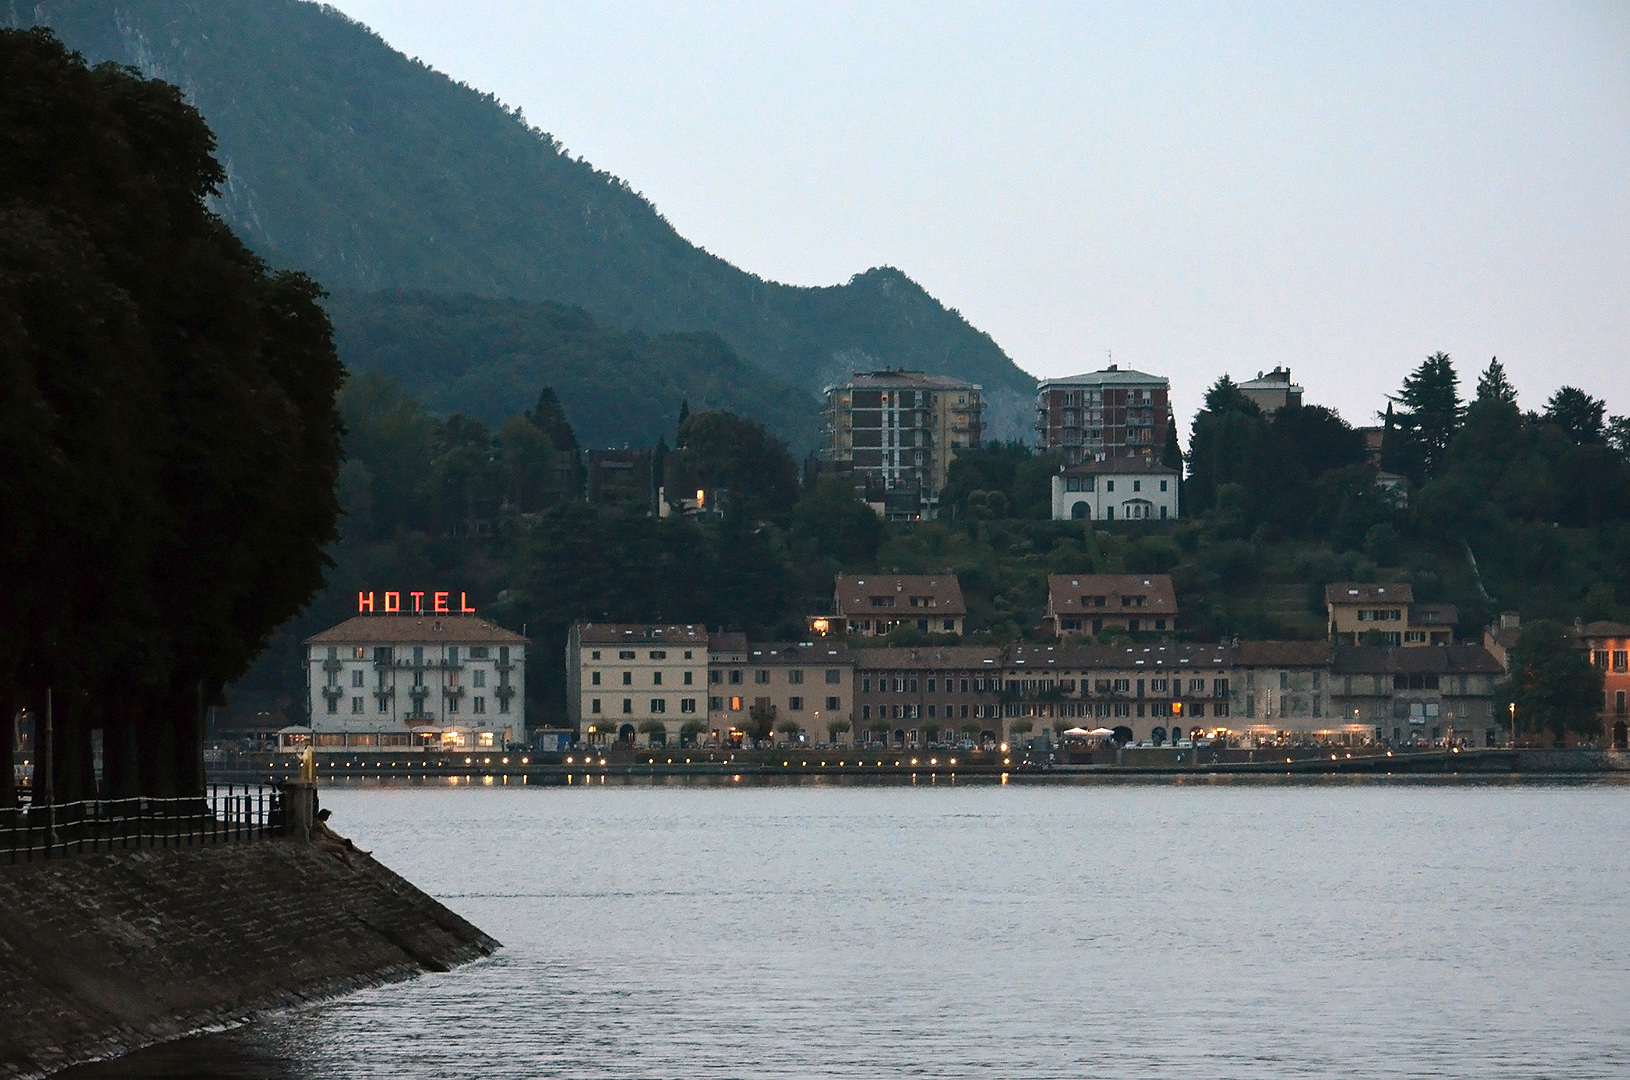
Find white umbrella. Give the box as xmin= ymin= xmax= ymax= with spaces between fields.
xmin=1087 ymin=727 xmax=1117 ymax=740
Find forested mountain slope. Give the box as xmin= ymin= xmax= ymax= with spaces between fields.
xmin=326 ymin=291 xmax=818 ymax=450
xmin=15 ymin=0 xmax=1036 ymax=436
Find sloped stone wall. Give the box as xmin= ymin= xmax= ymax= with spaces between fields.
xmin=0 ymin=840 xmax=497 ymax=1078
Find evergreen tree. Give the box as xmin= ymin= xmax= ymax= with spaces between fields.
xmin=1475 ymin=357 xmax=1518 ymax=405
xmin=1386 ymin=352 xmax=1462 ymax=483
xmin=1542 ymin=387 xmax=1607 ymax=445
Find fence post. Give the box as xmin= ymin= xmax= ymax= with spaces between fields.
xmin=279 ymin=780 xmax=316 ymax=840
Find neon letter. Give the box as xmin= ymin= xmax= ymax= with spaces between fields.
xmin=410 ymin=591 xmax=425 ymax=613
xmin=459 ymin=592 xmax=476 ymax=613
xmin=433 ymin=591 xmax=450 ymax=614
xmin=358 ymin=591 xmax=375 ymax=613
xmin=384 ymin=591 xmax=401 ymax=613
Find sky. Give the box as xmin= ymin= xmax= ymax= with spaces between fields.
xmin=328 ymin=1 xmax=1629 ymax=432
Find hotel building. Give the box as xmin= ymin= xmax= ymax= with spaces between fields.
xmin=300 ymin=614 xmax=527 ymax=753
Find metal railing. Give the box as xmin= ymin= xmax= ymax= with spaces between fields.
xmin=1 ymin=784 xmax=282 ymax=863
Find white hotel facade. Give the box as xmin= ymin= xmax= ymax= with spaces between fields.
xmin=293 ymin=614 xmax=527 ymax=753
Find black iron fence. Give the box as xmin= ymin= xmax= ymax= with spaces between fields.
xmin=0 ymin=784 xmax=283 ymax=863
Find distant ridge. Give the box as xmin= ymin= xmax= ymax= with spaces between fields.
xmin=15 ymin=0 xmax=1037 ymax=438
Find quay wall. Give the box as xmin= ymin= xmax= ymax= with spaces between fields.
xmin=0 ymin=838 xmax=497 ymax=1078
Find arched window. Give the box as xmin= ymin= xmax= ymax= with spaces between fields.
xmin=1072 ymin=501 xmax=1091 ymax=520
xmin=1151 ymin=726 xmax=1168 ymax=746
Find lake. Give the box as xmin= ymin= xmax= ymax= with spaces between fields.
xmin=61 ymin=776 xmax=1630 ymax=1078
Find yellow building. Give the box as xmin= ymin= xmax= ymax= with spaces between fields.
xmin=1325 ymin=583 xmax=1456 ymax=647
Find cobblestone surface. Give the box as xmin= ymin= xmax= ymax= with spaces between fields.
xmin=0 ymin=839 xmax=498 ymax=1078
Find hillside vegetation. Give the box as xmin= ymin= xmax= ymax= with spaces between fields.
xmin=15 ymin=0 xmax=1036 ymax=435
xmin=326 ymin=291 xmax=819 ymax=451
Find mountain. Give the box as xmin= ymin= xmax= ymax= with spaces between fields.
xmin=326 ymin=291 xmax=818 ymax=451
xmin=11 ymin=0 xmax=1038 ymax=438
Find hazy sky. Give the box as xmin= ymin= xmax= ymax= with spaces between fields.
xmin=330 ymin=1 xmax=1628 ymax=431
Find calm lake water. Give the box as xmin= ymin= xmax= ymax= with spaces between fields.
xmin=62 ymin=777 xmax=1630 ymax=1079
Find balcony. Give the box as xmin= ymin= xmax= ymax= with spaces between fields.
xmin=443 ymin=685 xmax=465 ymax=699
xmin=322 ymin=658 xmax=343 ymax=673
xmin=748 ymin=705 xmax=777 ymax=722
xmin=405 ymin=714 xmax=437 ymax=727
xmin=495 ymin=685 xmax=516 ymax=701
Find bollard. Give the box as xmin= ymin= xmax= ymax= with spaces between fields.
xmin=279 ymin=780 xmax=317 ymax=840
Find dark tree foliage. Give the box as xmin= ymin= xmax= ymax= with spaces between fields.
xmin=1475 ymin=358 xmax=1518 ymax=405
xmin=940 ymin=442 xmax=1062 ymax=520
xmin=0 ymin=29 xmax=344 ymax=802
xmin=668 ymin=411 xmax=799 ymax=523
xmin=1184 ymin=377 xmax=1269 ymax=516
xmin=1383 ymin=352 xmax=1462 ymax=484
xmin=1542 ymin=387 xmax=1607 ymax=446
xmin=790 ymin=477 xmax=886 ymax=566
xmin=1495 ymin=619 xmax=1606 ymax=744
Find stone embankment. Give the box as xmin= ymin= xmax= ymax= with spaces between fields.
xmin=0 ymin=826 xmax=497 ymax=1078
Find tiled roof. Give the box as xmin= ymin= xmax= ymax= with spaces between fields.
xmin=1047 ymin=574 xmax=1177 ymax=616
xmin=1409 ymin=604 xmax=1459 ymax=626
xmin=1232 ymin=641 xmax=1334 ymax=667
xmin=1007 ymin=642 xmax=1233 ymax=670
xmin=833 ymin=574 xmax=966 ymax=616
xmin=1058 ymin=459 xmax=1179 ymax=477
xmin=852 ymin=646 xmax=1008 ymax=671
xmin=739 ymin=642 xmax=854 ymax=665
xmin=1580 ymin=621 xmax=1630 ymax=640
xmin=571 ymin=623 xmax=710 ymax=644
xmin=307 ymin=615 xmax=526 ymax=645
xmin=1038 ymin=367 xmax=1168 ymax=389
xmin=1325 ymin=582 xmax=1414 ymax=605
xmin=1331 ymin=645 xmax=1504 ymax=675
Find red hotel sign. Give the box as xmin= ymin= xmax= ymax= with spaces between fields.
xmin=358 ymin=591 xmax=476 ymax=615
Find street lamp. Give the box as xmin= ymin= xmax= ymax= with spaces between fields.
xmin=1509 ymin=701 xmax=1517 ymax=748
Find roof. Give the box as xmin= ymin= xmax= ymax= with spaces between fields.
xmin=307 ymin=615 xmax=526 ymax=645
xmin=852 ymin=646 xmax=1008 ymax=671
xmin=1409 ymin=604 xmax=1459 ymax=626
xmin=1237 ymin=368 xmax=1303 ymax=393
xmin=1580 ymin=621 xmax=1630 ymax=640
xmin=739 ymin=642 xmax=855 ymax=665
xmin=826 ymin=371 xmax=981 ymax=393
xmin=1325 ymin=582 xmax=1414 ymax=605
xmin=1232 ymin=641 xmax=1334 ymax=667
xmin=1331 ymin=645 xmax=1504 ymax=675
xmin=571 ymin=623 xmax=709 ymax=645
xmin=1058 ymin=458 xmax=1179 ymax=477
xmin=1008 ymin=642 xmax=1233 ymax=670
xmin=833 ymin=574 xmax=967 ymax=616
xmin=1038 ymin=366 xmax=1169 ymax=389
xmin=1048 ymin=574 xmax=1177 ymax=616
xmin=708 ymin=632 xmax=749 ymax=654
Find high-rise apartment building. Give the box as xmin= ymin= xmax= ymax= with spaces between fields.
xmin=820 ymin=371 xmax=982 ymax=519
xmin=1035 ymin=365 xmax=1171 ymax=465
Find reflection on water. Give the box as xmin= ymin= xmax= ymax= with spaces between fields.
xmin=61 ymin=777 xmax=1630 ymax=1079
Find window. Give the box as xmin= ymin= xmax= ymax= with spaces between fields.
xmin=591 ymin=699 xmax=601 ymax=714
xmin=710 ymin=670 xmax=721 ymax=684
xmin=619 ymin=650 xmax=636 ymax=660
xmin=413 ymin=646 xmax=423 ymax=664
xmin=591 ymin=672 xmax=601 ymax=686
xmin=499 ymin=698 xmax=509 ymax=714
xmin=1404 ymin=631 xmax=1426 ymax=644
xmin=1132 ymin=480 xmax=1141 ymax=492
xmin=826 ymin=669 xmax=842 ymax=684
xmin=622 ymin=699 xmax=633 ymax=714
xmin=709 ymin=696 xmax=723 ymax=711
xmin=729 ymin=670 xmax=743 ymax=685
xmin=653 ymin=671 xmax=663 ymax=686
xmin=622 ymin=672 xmax=632 ymax=686
xmin=789 ymin=697 xmax=804 ymax=711
xmin=1615 ymin=651 xmax=1628 ymax=673
xmin=789 ymin=669 xmax=804 ymax=685
xmin=353 ymin=646 xmax=366 ymax=659
xmin=448 ymin=648 xmax=459 ymax=664
xmin=730 ymin=697 xmax=743 ymax=711
xmin=755 ymin=670 xmax=771 ymax=684
xmin=1189 ymin=678 xmax=1205 ymax=693
xmin=592 ymin=650 xmax=601 ymax=660
xmin=473 ymin=696 xmax=486 ymax=714
xmin=350 ymin=669 xmax=363 ymax=688
xmin=1214 ymin=679 xmax=1229 ymax=696
xmin=684 ymin=650 xmax=693 ymax=659
xmin=681 ymin=699 xmax=697 ymax=713
xmin=326 ymin=697 xmax=338 ymax=714
xmin=478 ymin=731 xmax=495 ymax=747
xmin=826 ymin=696 xmax=841 ymax=710
xmin=447 ymin=696 xmax=458 ymax=714
xmin=470 ymin=647 xmax=489 ymax=659
xmin=473 ymin=669 xmax=486 ymax=687
xmin=1160 ymin=480 xmax=1168 ymax=491
xmin=1106 ymin=480 xmax=1115 ymax=492
xmin=351 ymin=696 xmax=363 ymax=714
xmin=378 ymin=695 xmax=388 ymax=713
xmin=863 ymin=704 xmax=872 ymax=720
xmin=650 ymin=650 xmax=667 ymax=659
xmin=1279 ymin=672 xmax=1289 ymax=690
xmin=684 ymin=671 xmax=694 ymax=685
xmin=652 ymin=699 xmax=666 ymax=713
xmin=862 ymin=677 xmax=872 ymax=692
xmin=927 ymin=678 xmax=936 ymax=692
